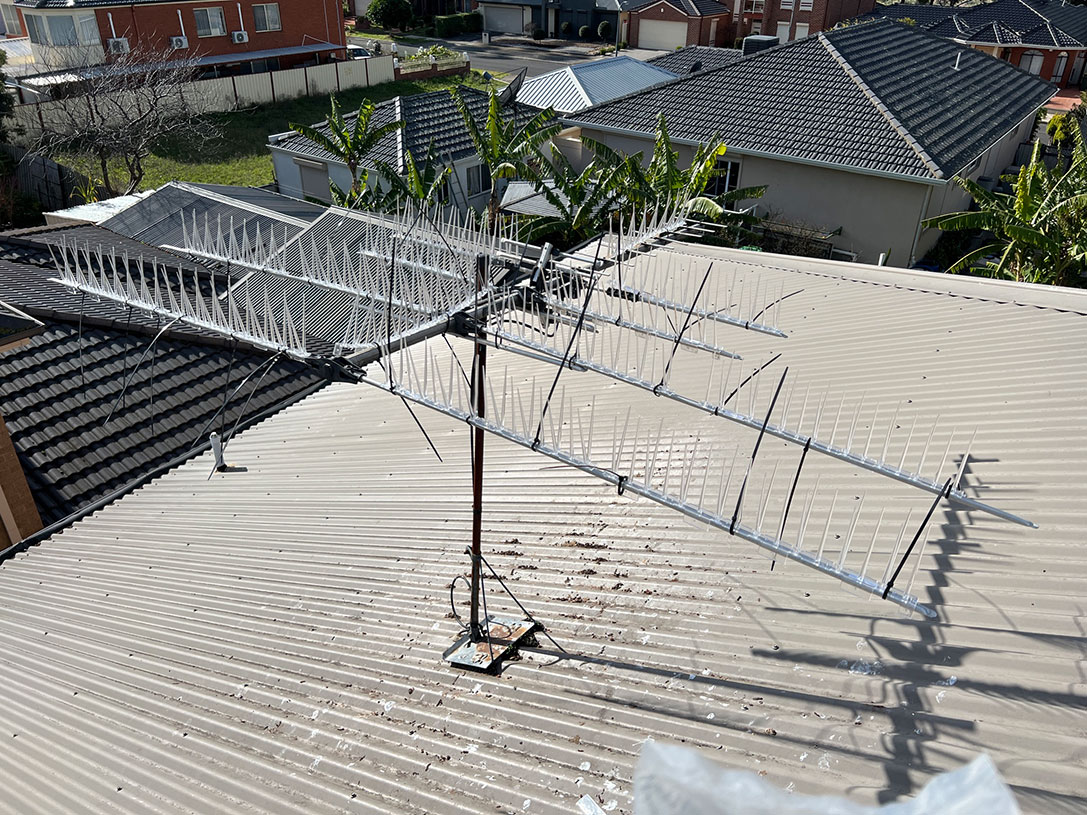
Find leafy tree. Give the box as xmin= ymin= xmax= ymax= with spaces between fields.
xmin=1047 ymin=113 xmax=1076 ymax=154
xmin=289 ymin=96 xmax=404 ymax=208
xmin=451 ymin=87 xmax=560 ymax=226
xmin=367 ymin=0 xmax=412 ymax=30
xmin=372 ymin=147 xmax=452 ymax=209
xmin=923 ymin=131 xmax=1087 ymax=287
xmin=519 ymin=144 xmax=629 ymax=246
xmin=597 ymin=20 xmax=612 ymax=41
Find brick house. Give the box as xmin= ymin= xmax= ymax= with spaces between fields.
xmin=626 ymin=0 xmax=731 ymax=50
xmin=872 ymin=0 xmax=1087 ymax=88
xmin=5 ymin=0 xmax=345 ymax=74
xmin=735 ymin=0 xmax=873 ymax=42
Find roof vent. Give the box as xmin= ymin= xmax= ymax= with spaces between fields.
xmin=742 ymin=35 xmax=779 ymax=56
xmin=688 ymin=60 xmax=702 ymax=73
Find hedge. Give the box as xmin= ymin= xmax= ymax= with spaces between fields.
xmin=434 ymin=11 xmax=482 ymax=37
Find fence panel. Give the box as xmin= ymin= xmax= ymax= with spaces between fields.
xmin=231 ymin=72 xmax=274 ymax=107
xmin=337 ymin=60 xmax=369 ymax=91
xmin=271 ymin=67 xmax=308 ymax=101
xmin=0 ymin=143 xmax=93 ymax=210
xmin=366 ymin=56 xmax=396 ymax=86
xmin=306 ymin=63 xmax=339 ymax=96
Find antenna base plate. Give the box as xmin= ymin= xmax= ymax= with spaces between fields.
xmin=443 ymin=615 xmax=537 ymax=673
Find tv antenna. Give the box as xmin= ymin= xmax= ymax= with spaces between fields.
xmin=50 ymin=202 xmax=1036 ymax=673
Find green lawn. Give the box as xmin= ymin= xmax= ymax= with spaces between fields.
xmin=67 ymin=72 xmax=491 ymax=193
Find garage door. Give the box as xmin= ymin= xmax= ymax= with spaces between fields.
xmin=638 ymin=20 xmax=687 ymax=50
xmin=483 ymin=5 xmax=523 ymax=34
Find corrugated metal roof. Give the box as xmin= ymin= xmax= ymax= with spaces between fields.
xmin=519 ymin=57 xmax=677 ymax=114
xmin=0 ymin=244 xmax=1085 ymax=813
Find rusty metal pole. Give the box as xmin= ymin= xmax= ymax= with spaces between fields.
xmin=469 ymin=255 xmax=487 ymax=643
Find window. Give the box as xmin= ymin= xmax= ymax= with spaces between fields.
xmin=194 ymin=7 xmax=226 ymax=37
xmin=77 ymin=13 xmax=97 ymax=44
xmin=1019 ymin=49 xmax=1043 ymax=75
xmin=792 ymin=22 xmax=809 ymax=40
xmin=780 ymin=0 xmax=793 ymax=8
xmin=799 ymin=0 xmax=813 ymax=9
xmin=46 ymin=14 xmax=76 ymax=45
xmin=24 ymin=12 xmax=45 ymax=44
xmin=466 ymin=164 xmax=492 ymax=197
xmin=705 ymin=158 xmax=740 ymax=198
xmin=253 ymin=3 xmax=280 ymax=31
xmin=1 ymin=5 xmax=22 ymax=35
xmin=1051 ymin=51 xmax=1068 ymax=83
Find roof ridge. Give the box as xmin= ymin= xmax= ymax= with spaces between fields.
xmin=1018 ymin=0 xmax=1053 ymax=25
xmin=567 ymin=65 xmax=593 ymax=109
xmin=818 ymin=31 xmax=945 ymax=179
xmin=171 ymin=182 xmax=311 ymax=229
xmin=394 ymin=96 xmax=406 ymax=175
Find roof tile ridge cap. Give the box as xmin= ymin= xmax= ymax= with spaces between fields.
xmin=817 ymin=32 xmax=945 ymax=180
xmin=171 ymin=181 xmax=310 ymax=228
xmin=1019 ymin=0 xmax=1052 ymax=24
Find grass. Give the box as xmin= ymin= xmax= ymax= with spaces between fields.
xmin=64 ymin=72 xmax=490 ymax=193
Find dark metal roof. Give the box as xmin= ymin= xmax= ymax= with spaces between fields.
xmin=101 ymin=182 xmax=322 ymax=254
xmin=269 ymin=88 xmax=534 ymax=173
xmin=0 ymin=229 xmax=326 ymax=527
xmin=647 ymin=45 xmax=744 ymax=73
xmin=569 ymin=20 xmax=1055 ymax=181
xmin=873 ymin=0 xmax=1087 ymax=48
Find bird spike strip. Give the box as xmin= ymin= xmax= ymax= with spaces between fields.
xmin=482 ymin=296 xmax=1031 ymax=528
xmin=362 ymin=336 xmax=946 ymax=618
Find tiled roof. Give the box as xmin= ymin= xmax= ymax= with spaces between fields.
xmin=630 ymin=0 xmax=730 ymax=16
xmin=647 ymin=45 xmax=744 ymax=74
xmin=0 ymin=229 xmax=326 ymax=528
xmin=0 ymin=242 xmax=1084 ymax=812
xmin=569 ymin=20 xmax=1055 ymax=181
xmin=270 ymin=88 xmax=533 ymax=173
xmin=519 ymin=56 xmax=677 ymax=114
xmin=873 ymin=0 xmax=1087 ymax=48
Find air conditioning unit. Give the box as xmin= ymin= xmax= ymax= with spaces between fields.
xmin=107 ymin=37 xmax=130 ymax=54
xmin=231 ymin=30 xmax=248 ymax=44
xmin=169 ymin=35 xmax=189 ymax=50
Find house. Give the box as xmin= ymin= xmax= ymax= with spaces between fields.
xmin=477 ymin=0 xmax=623 ymax=38
xmin=3 ymin=0 xmax=345 ymax=73
xmin=646 ymin=42 xmax=743 ymax=72
xmin=268 ymin=88 xmax=532 ymax=212
xmin=564 ymin=20 xmax=1055 ymax=265
xmin=0 ymin=224 xmax=1084 ymax=810
xmin=0 ymin=223 xmax=327 ymax=545
xmin=733 ymin=0 xmax=875 ymax=41
xmin=871 ymin=0 xmax=1087 ymax=88
xmin=518 ymin=54 xmax=676 ymax=113
xmin=626 ymin=0 xmax=732 ymax=49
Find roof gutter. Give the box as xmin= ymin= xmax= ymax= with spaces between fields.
xmin=0 ymin=376 xmax=331 ymax=565
xmin=561 ymin=118 xmax=948 ymax=186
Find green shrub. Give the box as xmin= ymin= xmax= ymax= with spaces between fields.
xmin=406 ymin=44 xmax=460 ymax=62
xmin=578 ymin=24 xmax=590 ymax=39
xmin=532 ymin=27 xmax=546 ymax=40
xmin=560 ymin=20 xmax=573 ymax=36
xmin=464 ymin=11 xmax=482 ymax=32
xmin=434 ymin=14 xmax=462 ymax=37
xmin=367 ymin=0 xmax=412 ymax=30
xmin=597 ymin=20 xmax=612 ymax=41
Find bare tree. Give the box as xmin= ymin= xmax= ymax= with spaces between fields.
xmin=31 ymin=45 xmax=219 ymax=195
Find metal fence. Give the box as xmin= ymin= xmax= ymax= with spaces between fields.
xmin=0 ymin=143 xmax=92 ymax=210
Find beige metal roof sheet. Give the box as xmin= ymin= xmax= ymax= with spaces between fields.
xmin=0 ymin=244 xmax=1085 ymax=814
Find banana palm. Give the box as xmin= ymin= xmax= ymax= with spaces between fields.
xmin=372 ymin=147 xmax=452 ymax=210
xmin=289 ymin=96 xmax=405 ymax=209
xmin=451 ymin=87 xmax=561 ymax=226
xmin=924 ymin=130 xmax=1087 ymax=287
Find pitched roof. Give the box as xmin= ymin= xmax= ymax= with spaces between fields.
xmin=518 ymin=56 xmax=677 ymax=114
xmin=647 ymin=44 xmax=745 ymax=74
xmin=873 ymin=0 xmax=1087 ymax=48
xmin=568 ymin=20 xmax=1055 ymax=182
xmin=269 ymin=88 xmax=533 ymax=174
xmin=0 ymin=227 xmax=326 ymax=528
xmin=100 ymin=182 xmax=324 ymax=252
xmin=0 ymin=241 xmax=1084 ymax=812
xmin=630 ymin=0 xmax=731 ymax=16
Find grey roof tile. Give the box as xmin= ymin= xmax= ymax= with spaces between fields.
xmin=874 ymin=0 xmax=1087 ymax=47
xmin=647 ymin=45 xmax=744 ymax=74
xmin=569 ymin=20 xmax=1054 ymax=180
